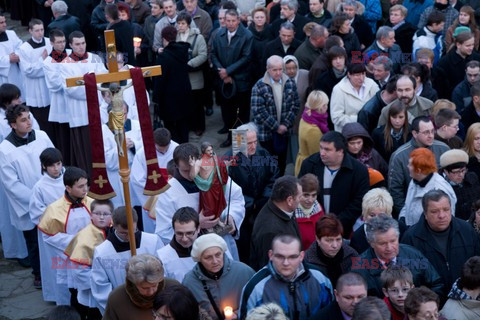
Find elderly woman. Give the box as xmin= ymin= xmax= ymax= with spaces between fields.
xmin=304 ymin=214 xmax=358 ymax=287
xmin=183 ymin=234 xmax=255 ymax=320
xmin=350 ymin=188 xmax=395 ymax=255
xmin=399 ymin=148 xmax=457 ymax=226
xmin=404 ymin=287 xmax=443 ymax=320
xmin=103 ymin=254 xmax=179 ymax=320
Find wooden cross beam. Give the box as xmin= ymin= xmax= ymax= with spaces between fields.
xmin=66 ymin=30 xmax=162 ymax=255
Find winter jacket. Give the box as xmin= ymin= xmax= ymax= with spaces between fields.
xmin=250 ymin=200 xmax=301 ymax=270
xmin=294 ymin=39 xmax=323 ymax=70
xmin=378 ymin=96 xmax=434 ymax=127
xmin=365 ymin=41 xmax=403 ymax=73
xmin=180 ymin=7 xmax=213 ymax=42
xmin=399 ymin=173 xmax=457 ymax=226
xmin=333 ymin=29 xmax=361 ymax=59
xmin=372 ymin=125 xmax=412 ymax=162
xmin=413 ymin=26 xmax=443 ymax=65
xmin=251 ymin=73 xmax=300 ymax=142
xmin=419 ymin=81 xmax=438 ymax=102
xmin=401 ymin=215 xmax=480 ymax=293
xmin=441 ymin=279 xmax=480 ymax=320
xmin=248 ymin=24 xmax=274 ymax=81
xmin=305 ymin=10 xmax=332 ymax=27
xmin=47 ymin=14 xmax=81 ymax=44
xmin=298 ymin=152 xmax=370 ymax=236
xmin=388 ymin=138 xmax=450 ymax=213
xmin=177 ymin=27 xmax=208 ymax=90
xmin=358 ymin=90 xmax=388 ymax=134
xmin=295 ymin=119 xmax=326 ymax=176
xmin=418 ymin=5 xmax=459 ymax=36
xmin=387 ymin=20 xmax=417 ymax=54
xmin=239 ymin=262 xmax=333 ymax=320
xmin=313 ymin=67 xmax=344 ymax=98
xmin=358 ymin=0 xmax=382 ymax=33
xmin=91 ymin=0 xmax=117 ymax=48
xmin=452 ymin=79 xmax=473 ymax=114
xmin=460 ymin=101 xmax=480 ymax=131
xmin=342 ymin=122 xmax=389 ymax=178
xmin=263 ymin=37 xmax=302 ymax=66
xmin=108 ymin=20 xmax=136 ymax=66
xmin=450 ymin=172 xmax=480 ymax=220
xmin=330 ymin=76 xmax=379 ymax=132
xmin=295 ymin=203 xmax=324 ymax=250
xmin=183 ymin=255 xmax=255 ymax=320
xmin=403 ymin=0 xmax=434 ymax=27
xmin=352 ymin=244 xmax=444 ymax=298
xmin=130 ymin=0 xmax=150 ymax=25
xmin=270 ymin=14 xmax=311 ymax=41
xmin=351 ymin=15 xmax=375 ymax=49
xmin=211 ymin=24 xmax=253 ymax=93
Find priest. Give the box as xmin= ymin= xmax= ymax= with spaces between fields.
xmin=90 ymin=206 xmax=163 ymax=315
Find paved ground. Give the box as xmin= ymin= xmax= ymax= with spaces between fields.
xmin=0 ymin=12 xmax=236 ymax=320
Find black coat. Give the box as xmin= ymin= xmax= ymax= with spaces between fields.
xmin=298 ymin=153 xmax=370 ymax=236
xmin=351 ymin=15 xmax=374 ymax=48
xmin=433 ymin=49 xmax=480 ymax=99
xmin=153 ymin=41 xmax=192 ymax=121
xmin=248 ymin=24 xmax=274 ymax=81
xmin=263 ymin=37 xmax=302 ymax=65
xmin=387 ymin=20 xmax=417 ymax=54
xmin=47 ymin=14 xmax=81 ymax=44
xmin=108 ymin=20 xmax=136 ymax=66
xmin=357 ymin=90 xmax=387 ymax=134
xmin=460 ymin=101 xmax=480 ymax=131
xmin=313 ymin=67 xmax=344 ymax=98
xmin=452 ymin=172 xmax=480 ymax=220
xmin=334 ymin=30 xmax=361 ymax=59
xmin=371 ymin=125 xmax=412 ymax=162
xmin=401 ymin=215 xmax=480 ymax=294
xmin=250 ymin=200 xmax=301 ymax=271
xmin=468 ymin=157 xmax=480 ymax=183
xmin=353 ymin=244 xmax=444 ymax=298
xmin=306 ymin=10 xmax=332 ymax=27
xmin=270 ymin=14 xmax=310 ymax=41
xmin=420 ymin=81 xmax=438 ymax=102
xmin=312 ymin=301 xmax=344 ymax=319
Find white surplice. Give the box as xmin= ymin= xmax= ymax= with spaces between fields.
xmin=156 ymin=244 xmax=195 ymax=283
xmin=43 ymin=49 xmax=71 ymax=123
xmin=0 ymin=30 xmax=24 ymax=96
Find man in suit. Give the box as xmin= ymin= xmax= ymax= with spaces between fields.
xmin=270 ymin=0 xmax=310 ymax=41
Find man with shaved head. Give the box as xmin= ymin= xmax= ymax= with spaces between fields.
xmin=251 ymin=55 xmax=300 ymax=174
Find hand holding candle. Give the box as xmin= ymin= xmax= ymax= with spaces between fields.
xmin=133 ymin=37 xmax=142 ymax=48
xmin=224 ymin=306 xmax=233 ymax=320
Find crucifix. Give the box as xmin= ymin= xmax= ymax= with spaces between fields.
xmin=66 ymin=30 xmax=168 ymax=255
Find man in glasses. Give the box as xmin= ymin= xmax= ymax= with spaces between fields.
xmin=156 ymin=207 xmax=200 ymax=282
xmin=239 ymin=234 xmax=333 ymax=320
xmin=388 ymin=115 xmax=449 ymax=215
xmin=90 ymin=206 xmax=163 ymax=315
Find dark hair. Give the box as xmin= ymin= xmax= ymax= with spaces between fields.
xmin=471 ymin=82 xmax=480 ymax=98
xmin=219 ymin=0 xmax=237 ymax=10
xmin=327 ymin=46 xmax=347 ymax=66
xmin=28 ymin=18 xmax=43 ymax=30
xmin=172 ymin=207 xmax=199 ymax=229
xmin=167 ymin=159 xmax=176 ymax=176
xmin=321 ymin=131 xmax=347 ymax=153
xmin=325 ymin=35 xmax=343 ymax=51
xmin=0 ymin=83 xmax=21 ymax=109
xmin=404 ymin=287 xmax=439 ymax=317
xmin=468 ymin=199 xmax=480 ymax=225
xmin=40 ymin=148 xmax=63 ymax=174
xmin=91 ymin=199 xmax=114 ymax=214
xmin=426 ymin=10 xmax=446 ymax=26
xmin=69 ymin=31 xmax=85 ymax=44
xmin=380 ymin=265 xmax=414 ymax=289
xmin=401 ymin=62 xmax=430 ymax=84
xmin=271 ymin=176 xmax=299 ymax=202
xmin=63 ymin=166 xmax=88 ymax=188
xmin=347 ymin=63 xmax=366 ymax=75
xmin=176 ymin=11 xmax=192 ymax=25
xmin=384 ymin=100 xmax=409 ymax=152
xmin=154 ymin=128 xmax=171 ymax=146
xmin=315 ymin=214 xmax=344 ymax=238
xmin=411 ymin=115 xmax=432 ymax=132
xmin=153 ymin=285 xmax=200 ymax=320
xmin=421 ymin=189 xmax=451 ymax=213
xmin=113 ymin=206 xmax=138 ymax=229
xmin=162 ymin=25 xmax=177 ymax=42
xmin=458 ymin=256 xmax=480 ymax=290
xmin=384 ymin=74 xmax=398 ymax=94
xmin=466 ymin=60 xmax=480 ymax=69
xmin=352 ymin=297 xmax=390 ymax=320
xmin=329 ymin=13 xmax=349 ymax=34
xmin=5 ymin=104 xmax=29 ymax=124
xmin=49 ymin=28 xmax=65 ymax=42
xmin=105 ymin=3 xmax=119 ymax=21
xmin=225 ymin=8 xmax=239 ymax=18
xmin=299 ymin=173 xmax=319 ymax=193
xmin=435 ymin=108 xmax=461 ymax=127
xmin=173 ymin=143 xmax=200 ymax=165
xmin=336 ymin=272 xmax=368 ymax=292
xmin=47 ymin=305 xmax=81 ymax=320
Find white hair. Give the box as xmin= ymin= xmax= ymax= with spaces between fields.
xmin=52 ymin=1 xmax=68 ymax=15
xmin=237 ymin=122 xmax=258 ymax=134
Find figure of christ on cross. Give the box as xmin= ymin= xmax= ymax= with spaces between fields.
xmin=66 ymin=30 xmax=168 ymax=254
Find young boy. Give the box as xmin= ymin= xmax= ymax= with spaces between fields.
xmin=381 ymin=265 xmax=415 ymax=320
xmin=65 ymin=199 xmax=114 ymax=320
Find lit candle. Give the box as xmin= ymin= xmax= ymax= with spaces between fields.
xmin=133 ymin=37 xmax=142 ymax=48
xmin=224 ymin=306 xmax=233 ymax=320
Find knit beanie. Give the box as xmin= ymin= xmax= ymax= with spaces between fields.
xmin=191 ymin=233 xmax=227 ymax=262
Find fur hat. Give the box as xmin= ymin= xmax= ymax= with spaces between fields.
xmin=191 ymin=233 xmax=227 ymax=262
xmin=440 ymin=149 xmax=469 ymax=169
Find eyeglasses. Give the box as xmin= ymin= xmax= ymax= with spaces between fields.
xmin=92 ymin=211 xmax=112 ymax=217
xmin=152 ymin=310 xmax=173 ymax=320
xmin=387 ymin=287 xmax=411 ymax=296
xmin=416 ymin=311 xmax=440 ymax=319
xmin=272 ymin=253 xmax=301 ymax=263
xmin=447 ymin=124 xmax=459 ymax=130
xmin=418 ymin=129 xmax=435 ymax=136
xmin=174 ymin=231 xmax=197 ymax=238
xmin=449 ymin=168 xmax=467 ymax=175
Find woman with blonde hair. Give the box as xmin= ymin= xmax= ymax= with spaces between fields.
xmin=246 ymin=303 xmax=288 ymax=320
xmin=399 ymin=148 xmax=457 ymax=226
xmin=294 ymin=90 xmax=329 ymax=175
xmin=464 ymin=123 xmax=480 ymax=178
xmin=445 ymin=5 xmax=480 ymax=51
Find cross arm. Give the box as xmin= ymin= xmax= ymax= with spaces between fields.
xmin=66 ymin=66 xmax=162 ymax=87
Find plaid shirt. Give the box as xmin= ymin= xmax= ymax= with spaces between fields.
xmin=251 ymin=73 xmax=300 ymax=142
xmin=418 ymin=6 xmax=458 ymax=36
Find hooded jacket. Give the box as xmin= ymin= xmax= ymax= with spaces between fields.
xmin=342 ymin=122 xmax=389 ymax=178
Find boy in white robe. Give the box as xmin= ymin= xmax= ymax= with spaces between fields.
xmin=0 ymin=14 xmax=24 ymax=96
xmin=29 ymin=147 xmax=65 ymax=298
xmin=0 ymin=104 xmax=54 ymax=287
xmin=90 ymin=206 xmax=163 ymax=315
xmin=17 ymin=19 xmax=54 ymax=141
xmin=130 ymin=128 xmax=178 ymax=233
xmin=153 ymin=143 xmax=245 ymax=260
xmin=38 ymin=166 xmax=93 ymax=305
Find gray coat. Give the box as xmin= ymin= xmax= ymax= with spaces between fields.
xmin=183 ymin=255 xmax=255 ymax=319
xmin=177 ymin=27 xmax=208 ymax=90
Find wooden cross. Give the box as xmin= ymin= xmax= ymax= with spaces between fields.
xmin=94 ymin=175 xmax=108 ymax=188
xmin=66 ymin=30 xmax=161 ymax=255
xmin=148 ymin=170 xmax=161 ymax=184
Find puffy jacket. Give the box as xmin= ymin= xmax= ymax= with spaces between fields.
xmin=239 ymin=262 xmax=333 ymax=320
xmin=401 ymin=215 xmax=480 ymax=293
xmin=352 ymin=244 xmax=444 ymax=298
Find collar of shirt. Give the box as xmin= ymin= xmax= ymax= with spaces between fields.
xmin=228 ymin=30 xmax=237 ymax=38
xmin=408 ymin=96 xmax=417 ymax=107
xmin=31 ymin=37 xmax=43 ymax=44
xmin=312 ymin=10 xmax=325 ymax=18
xmin=376 ymin=41 xmax=387 ymax=51
xmin=280 ymin=208 xmax=294 ymax=218
xmin=416 ymin=83 xmax=424 ymax=96
xmin=349 ymin=80 xmax=366 ymax=97
xmin=341 ymin=310 xmax=352 ymax=320
xmin=377 ymin=255 xmax=397 ymax=267
xmin=270 ymin=76 xmax=282 ymax=85
xmin=167 ymin=15 xmax=177 ymax=24
xmin=288 ymin=15 xmax=295 ymax=23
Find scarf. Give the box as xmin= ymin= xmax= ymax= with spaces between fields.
xmin=69 ymin=52 xmax=89 ymax=61
xmin=302 ymin=109 xmax=329 ymax=134
xmin=391 ymin=128 xmax=403 ymax=141
xmin=333 ymin=67 xmax=347 ymax=79
xmin=5 ymin=130 xmax=36 ymax=147
xmin=50 ymin=49 xmax=68 ymax=63
xmin=316 ymin=245 xmax=344 ymax=286
xmin=448 ymin=278 xmax=477 ymax=300
xmin=357 ymin=150 xmax=373 ymax=165
xmin=169 ymin=236 xmax=191 ymax=258
xmin=125 ymin=278 xmax=163 ymax=309
xmin=413 ymin=173 xmax=433 ymax=187
xmin=434 ymin=2 xmax=449 ymax=11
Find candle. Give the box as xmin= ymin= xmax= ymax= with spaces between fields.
xmin=133 ymin=37 xmax=142 ymax=48
xmin=224 ymin=306 xmax=233 ymax=319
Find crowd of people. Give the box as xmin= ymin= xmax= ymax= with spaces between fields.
xmin=2 ymin=0 xmax=480 ymax=319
